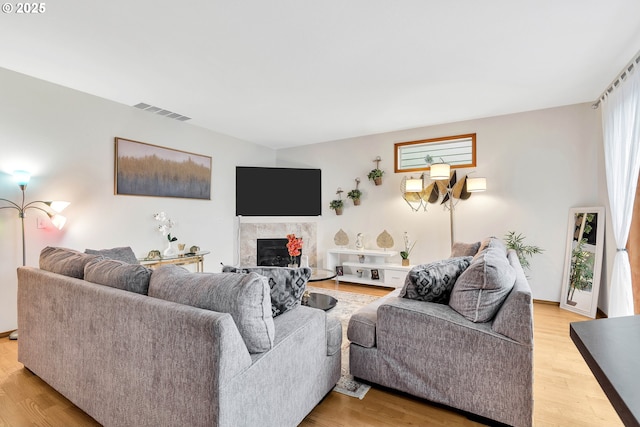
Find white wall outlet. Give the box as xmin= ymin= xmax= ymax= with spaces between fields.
xmin=37 ymin=217 xmax=47 ymax=229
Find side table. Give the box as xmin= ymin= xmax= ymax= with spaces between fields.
xmin=139 ymin=251 xmax=210 ymax=272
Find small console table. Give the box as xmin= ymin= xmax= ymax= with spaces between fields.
xmin=326 ymin=248 xmax=411 ymax=288
xmin=139 ymin=251 xmax=210 ymax=272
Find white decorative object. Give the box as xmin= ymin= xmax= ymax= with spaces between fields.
xmin=355 ymin=233 xmax=364 ymax=251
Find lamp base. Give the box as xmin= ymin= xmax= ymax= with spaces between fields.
xmin=9 ymin=330 xmax=18 ymax=340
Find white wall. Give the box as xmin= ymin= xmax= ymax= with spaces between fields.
xmin=276 ymin=103 xmax=607 ymax=304
xmin=0 ymin=67 xmax=275 ymax=332
xmin=0 ymin=66 xmax=613 ymax=333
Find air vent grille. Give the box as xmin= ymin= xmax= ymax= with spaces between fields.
xmin=133 ymin=103 xmax=191 ymax=122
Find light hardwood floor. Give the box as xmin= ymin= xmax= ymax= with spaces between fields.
xmin=0 ymin=281 xmax=623 ymax=427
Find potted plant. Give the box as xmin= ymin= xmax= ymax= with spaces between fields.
xmin=368 ymin=156 xmax=384 ymax=185
xmin=504 ymin=231 xmax=543 ymax=272
xmin=367 ymin=168 xmax=384 ymax=186
xmin=400 ymin=232 xmax=416 ymax=266
xmin=329 ymin=199 xmax=344 ymax=215
xmin=347 ymin=189 xmax=362 ymax=205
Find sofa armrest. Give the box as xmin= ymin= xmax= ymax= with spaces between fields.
xmin=347 ymin=289 xmax=401 ymax=348
xmin=491 ymin=250 xmax=534 ymax=345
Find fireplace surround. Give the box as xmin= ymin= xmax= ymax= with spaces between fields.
xmin=238 ymin=222 xmax=317 ymax=267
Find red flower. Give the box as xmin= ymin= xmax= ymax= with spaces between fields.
xmin=286 ymin=234 xmax=303 ymax=257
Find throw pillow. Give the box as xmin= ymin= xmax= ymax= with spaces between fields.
xmin=450 ymin=241 xmax=481 ymax=258
xmin=400 ymin=257 xmax=473 ymax=304
xmin=85 ymin=246 xmax=139 ymax=264
xmin=449 ymin=247 xmax=516 ymax=323
xmin=84 ymin=258 xmax=152 ymax=295
xmin=475 ymin=237 xmax=507 ymax=261
xmin=39 ymin=246 xmax=103 ymax=279
xmin=148 ymin=266 xmax=274 ymax=354
xmin=222 ymin=266 xmax=312 ymax=317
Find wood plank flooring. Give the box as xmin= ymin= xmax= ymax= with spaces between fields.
xmin=0 ymin=281 xmax=623 ymax=426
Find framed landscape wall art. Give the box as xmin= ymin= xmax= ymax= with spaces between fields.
xmin=115 ymin=137 xmax=212 ymax=200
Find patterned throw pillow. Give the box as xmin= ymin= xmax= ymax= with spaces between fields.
xmin=400 ymin=257 xmax=473 ymax=304
xmin=222 ymin=266 xmax=312 ymax=317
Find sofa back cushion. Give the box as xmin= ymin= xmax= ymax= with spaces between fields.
xmin=84 ymin=258 xmax=152 ymax=295
xmin=449 ymin=247 xmax=516 ymax=322
xmin=222 ymin=266 xmax=311 ymax=317
xmin=400 ymin=257 xmax=473 ymax=304
xmin=449 ymin=241 xmax=481 ymax=258
xmin=40 ymin=246 xmax=103 ymax=279
xmin=84 ymin=246 xmax=139 ymax=264
xmin=149 ymin=265 xmax=275 ymax=353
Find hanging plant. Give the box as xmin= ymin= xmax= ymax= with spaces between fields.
xmin=330 ymin=187 xmax=344 ymax=215
xmin=368 ymin=156 xmax=384 ymax=185
xmin=347 ymin=178 xmax=362 ymax=205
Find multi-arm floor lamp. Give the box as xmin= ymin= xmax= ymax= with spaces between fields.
xmin=0 ymin=171 xmax=69 ymax=340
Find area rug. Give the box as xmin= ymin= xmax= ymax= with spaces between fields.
xmin=306 ymin=286 xmax=383 ymax=399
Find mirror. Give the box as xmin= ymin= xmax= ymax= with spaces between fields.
xmin=394 ymin=133 xmax=476 ymax=173
xmin=560 ymin=207 xmax=605 ymax=318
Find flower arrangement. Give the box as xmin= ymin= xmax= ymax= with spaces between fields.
xmin=286 ymin=233 xmax=303 ymax=266
xmin=154 ymin=212 xmax=177 ymax=242
xmin=400 ymin=232 xmax=416 ymax=260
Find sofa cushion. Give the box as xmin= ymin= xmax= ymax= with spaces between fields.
xmin=222 ymin=266 xmax=311 ymax=317
xmin=475 ymin=236 xmax=507 ymax=260
xmin=85 ymin=246 xmax=139 ymax=264
xmin=449 ymin=247 xmax=516 ymax=322
xmin=400 ymin=257 xmax=473 ymax=304
xmin=84 ymin=258 xmax=152 ymax=295
xmin=449 ymin=241 xmax=481 ymax=258
xmin=39 ymin=246 xmax=103 ymax=279
xmin=149 ymin=265 xmax=275 ymax=353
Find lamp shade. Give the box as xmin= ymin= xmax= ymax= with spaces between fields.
xmin=49 ymin=201 xmax=70 ymax=213
xmin=430 ymin=163 xmax=450 ymax=180
xmin=405 ymin=178 xmax=423 ymax=192
xmin=50 ymin=214 xmax=67 ymax=230
xmin=466 ymin=177 xmax=487 ymax=192
xmin=13 ymin=170 xmax=31 ymax=186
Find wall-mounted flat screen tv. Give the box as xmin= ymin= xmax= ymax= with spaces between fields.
xmin=236 ymin=166 xmax=322 ymax=216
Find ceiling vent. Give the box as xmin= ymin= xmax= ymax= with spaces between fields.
xmin=133 ymin=103 xmax=191 ymax=122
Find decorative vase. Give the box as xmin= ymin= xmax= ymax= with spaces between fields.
xmin=402 ymin=258 xmax=410 ymax=266
xmin=164 ymin=241 xmax=177 ymax=257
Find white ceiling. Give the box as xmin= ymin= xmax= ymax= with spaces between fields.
xmin=1 ymin=1 xmax=640 ymax=149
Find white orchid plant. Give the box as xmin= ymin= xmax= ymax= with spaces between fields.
xmin=401 ymin=232 xmax=416 ymax=260
xmin=154 ymin=212 xmax=177 ymax=242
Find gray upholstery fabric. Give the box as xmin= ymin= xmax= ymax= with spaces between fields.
xmin=84 ymin=258 xmax=152 ymax=295
xmin=449 ymin=247 xmax=516 ymax=322
xmin=400 ymin=257 xmax=472 ymax=303
xmin=17 ymin=265 xmax=340 ymax=427
xmin=39 ymin=246 xmax=102 ymax=279
xmin=449 ymin=241 xmax=481 ymax=258
xmin=149 ymin=265 xmax=275 ymax=353
xmin=348 ymin=249 xmax=533 ymax=427
xmin=222 ymin=266 xmax=311 ymax=317
xmin=85 ymin=246 xmax=139 ymax=264
xmin=475 ymin=236 xmax=507 ymax=261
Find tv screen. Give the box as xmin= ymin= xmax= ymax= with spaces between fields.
xmin=236 ymin=167 xmax=322 ymax=216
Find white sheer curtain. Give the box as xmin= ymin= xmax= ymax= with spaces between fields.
xmin=602 ymin=65 xmax=640 ymax=317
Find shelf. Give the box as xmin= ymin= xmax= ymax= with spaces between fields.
xmin=336 ymin=274 xmax=395 ymax=287
xmin=328 ymin=248 xmax=397 ymax=257
xmin=342 ymin=261 xmax=412 ymax=271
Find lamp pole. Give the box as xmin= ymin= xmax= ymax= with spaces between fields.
xmin=1 ymin=171 xmax=69 ymax=340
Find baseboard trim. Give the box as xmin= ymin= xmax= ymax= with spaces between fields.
xmin=0 ymin=330 xmax=16 ymax=339
xmin=533 ymin=299 xmax=559 ymax=306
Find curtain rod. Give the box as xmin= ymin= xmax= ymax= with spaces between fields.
xmin=592 ymin=50 xmax=640 ymax=109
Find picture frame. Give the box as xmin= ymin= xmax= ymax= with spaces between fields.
xmin=336 ymin=265 xmax=344 ymax=276
xmin=371 ymin=269 xmax=380 ymax=280
xmin=559 ymin=207 xmax=605 ymax=318
xmin=115 ymin=137 xmax=212 ymax=199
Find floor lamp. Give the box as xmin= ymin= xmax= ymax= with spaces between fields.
xmin=0 ymin=170 xmax=69 ymax=340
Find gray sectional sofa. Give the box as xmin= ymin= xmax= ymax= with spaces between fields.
xmin=347 ymin=241 xmax=534 ymax=427
xmin=17 ymin=247 xmax=341 ymax=427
